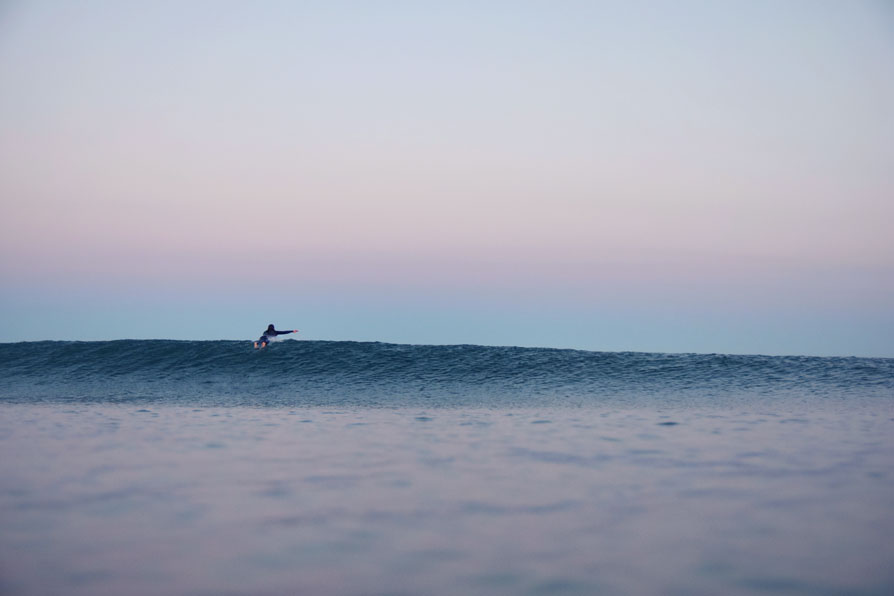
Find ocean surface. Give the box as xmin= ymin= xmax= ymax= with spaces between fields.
xmin=1 ymin=340 xmax=892 ymax=595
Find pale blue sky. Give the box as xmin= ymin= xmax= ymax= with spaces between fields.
xmin=1 ymin=1 xmax=892 ymax=355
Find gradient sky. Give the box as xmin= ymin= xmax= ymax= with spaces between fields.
xmin=1 ymin=0 xmax=892 ymax=356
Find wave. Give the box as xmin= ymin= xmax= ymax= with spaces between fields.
xmin=1 ymin=340 xmax=892 ymax=407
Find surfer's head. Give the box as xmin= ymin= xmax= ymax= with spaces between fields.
xmin=267 ymin=324 xmax=275 ymax=332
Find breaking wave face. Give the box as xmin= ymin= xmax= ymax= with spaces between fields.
xmin=0 ymin=340 xmax=892 ymax=408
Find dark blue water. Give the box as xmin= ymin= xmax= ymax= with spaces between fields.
xmin=1 ymin=339 xmax=891 ymax=407
xmin=2 ymin=339 xmax=894 ymax=595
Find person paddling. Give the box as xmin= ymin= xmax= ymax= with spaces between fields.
xmin=254 ymin=324 xmax=298 ymax=349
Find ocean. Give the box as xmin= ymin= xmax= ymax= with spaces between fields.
xmin=1 ymin=340 xmax=892 ymax=595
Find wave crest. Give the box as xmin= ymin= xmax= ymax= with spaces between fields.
xmin=1 ymin=340 xmax=891 ymax=407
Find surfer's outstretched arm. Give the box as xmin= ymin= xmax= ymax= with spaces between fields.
xmin=272 ymin=329 xmax=298 ymax=336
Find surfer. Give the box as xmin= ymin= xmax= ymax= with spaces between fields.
xmin=254 ymin=324 xmax=299 ymax=349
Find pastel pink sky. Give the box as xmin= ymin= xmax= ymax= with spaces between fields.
xmin=1 ymin=1 xmax=892 ymax=355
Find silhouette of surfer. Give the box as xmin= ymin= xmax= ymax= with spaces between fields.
xmin=254 ymin=324 xmax=298 ymax=349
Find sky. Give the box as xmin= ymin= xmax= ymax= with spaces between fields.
xmin=1 ymin=0 xmax=892 ymax=356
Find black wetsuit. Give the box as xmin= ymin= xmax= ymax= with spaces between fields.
xmin=257 ymin=327 xmax=295 ymax=344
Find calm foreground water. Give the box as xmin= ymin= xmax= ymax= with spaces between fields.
xmin=0 ymin=341 xmax=892 ymax=594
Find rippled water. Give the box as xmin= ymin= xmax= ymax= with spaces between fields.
xmin=1 ymin=341 xmax=892 ymax=594
xmin=1 ymin=403 xmax=893 ymax=595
